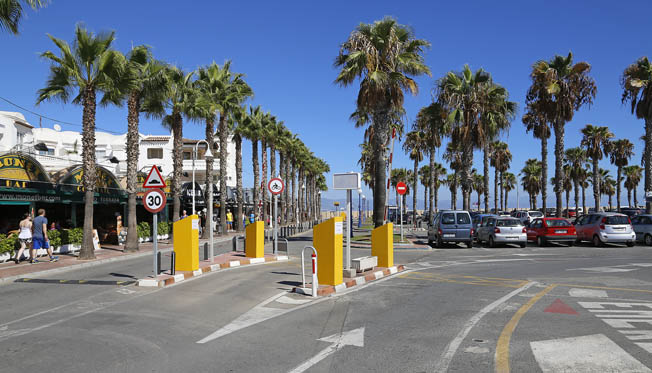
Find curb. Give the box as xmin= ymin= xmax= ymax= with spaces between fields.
xmin=293 ymin=264 xmax=405 ymax=297
xmin=137 ymin=255 xmax=289 ymax=287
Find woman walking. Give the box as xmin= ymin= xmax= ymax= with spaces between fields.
xmin=14 ymin=213 xmax=32 ymax=264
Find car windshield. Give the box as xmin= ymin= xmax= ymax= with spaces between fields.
xmin=546 ymin=219 xmax=571 ymax=227
xmin=529 ymin=212 xmax=543 ymax=217
xmin=605 ymin=216 xmax=630 ymax=225
xmin=456 ymin=213 xmax=471 ymax=224
xmin=442 ymin=213 xmax=455 ymax=224
xmin=496 ymin=219 xmax=521 ymax=227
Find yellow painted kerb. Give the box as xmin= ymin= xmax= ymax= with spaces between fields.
xmin=495 ymin=284 xmax=557 ymax=373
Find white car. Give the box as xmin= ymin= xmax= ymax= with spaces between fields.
xmin=515 ymin=210 xmax=544 ymax=225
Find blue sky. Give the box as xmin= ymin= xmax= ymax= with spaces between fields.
xmin=2 ymin=0 xmax=651 ymax=209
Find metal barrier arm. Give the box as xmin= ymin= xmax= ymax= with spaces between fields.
xmin=301 ymin=246 xmax=318 ymax=297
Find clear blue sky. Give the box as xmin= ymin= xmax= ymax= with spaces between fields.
xmin=2 ymin=1 xmax=651 ymax=209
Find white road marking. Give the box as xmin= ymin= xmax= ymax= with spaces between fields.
xmin=432 ymin=281 xmax=536 ymax=373
xmin=621 ymin=330 xmax=652 ymax=340
xmin=602 ymin=319 xmax=652 ymax=328
xmin=569 ymin=288 xmax=608 ymax=298
xmin=569 ymin=266 xmax=637 ymax=273
xmin=530 ymin=334 xmax=651 ymax=372
xmin=275 ymin=296 xmax=311 ymax=305
xmin=288 ymin=327 xmax=364 ymax=373
xmin=116 ymin=288 xmax=136 ymax=295
xmin=579 ymin=302 xmax=652 ymax=310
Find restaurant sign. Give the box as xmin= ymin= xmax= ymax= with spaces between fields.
xmin=0 ymin=154 xmax=50 ymax=189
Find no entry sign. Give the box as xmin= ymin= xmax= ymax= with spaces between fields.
xmin=268 ymin=178 xmax=284 ymax=195
xmin=143 ymin=188 xmax=166 ymax=213
xmin=396 ymin=182 xmax=407 ymax=195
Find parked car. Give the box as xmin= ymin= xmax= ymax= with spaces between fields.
xmin=427 ymin=210 xmax=473 ymax=248
xmin=515 ymin=210 xmax=544 ymax=225
xmin=632 ymin=214 xmax=652 ymax=246
xmin=526 ymin=218 xmax=576 ymax=246
xmin=620 ymin=208 xmax=643 ymax=218
xmin=563 ymin=209 xmax=577 ymax=218
xmin=472 ymin=214 xmax=497 ymax=241
xmin=574 ymin=213 xmax=636 ymax=247
xmin=476 ymin=216 xmax=527 ymax=248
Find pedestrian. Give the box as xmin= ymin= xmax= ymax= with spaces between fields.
xmin=116 ymin=215 xmax=126 ymax=245
xmin=13 ymin=213 xmax=32 ymax=264
xmin=32 ymin=209 xmax=58 ymax=263
xmin=181 ymin=210 xmax=188 ymax=219
xmin=249 ymin=213 xmax=255 ymax=224
xmin=226 ymin=209 xmax=233 ymax=232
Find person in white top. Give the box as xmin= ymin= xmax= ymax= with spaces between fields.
xmin=14 ymin=213 xmax=32 ymax=264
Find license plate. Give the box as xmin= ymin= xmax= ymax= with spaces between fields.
xmin=613 ymin=227 xmax=624 ymax=231
xmin=507 ymin=236 xmax=518 ymax=240
xmin=443 ymin=234 xmax=455 ymax=238
xmin=555 ymin=230 xmax=566 ymax=234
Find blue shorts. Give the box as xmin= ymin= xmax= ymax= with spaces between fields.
xmin=33 ymin=237 xmax=49 ymax=250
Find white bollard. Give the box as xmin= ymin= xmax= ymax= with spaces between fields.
xmin=311 ymin=252 xmax=318 ymax=298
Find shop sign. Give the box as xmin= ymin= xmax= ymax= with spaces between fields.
xmin=0 ymin=193 xmax=60 ymax=203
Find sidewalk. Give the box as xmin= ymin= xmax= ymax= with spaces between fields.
xmin=0 ymin=232 xmax=244 ymax=284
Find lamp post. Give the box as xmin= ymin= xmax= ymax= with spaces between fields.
xmin=361 ymin=195 xmax=366 ymax=224
xmin=357 ymin=189 xmax=362 ymax=228
xmin=192 ymin=140 xmax=214 ymax=261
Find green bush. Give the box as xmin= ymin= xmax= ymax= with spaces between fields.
xmin=0 ymin=234 xmax=18 ymax=254
xmin=157 ymin=221 xmax=169 ymax=235
xmin=66 ymin=228 xmax=83 ymax=245
xmin=48 ymin=229 xmax=61 ymax=249
xmin=137 ymin=222 xmax=151 ymax=238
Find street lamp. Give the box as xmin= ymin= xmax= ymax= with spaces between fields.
xmin=357 ymin=189 xmax=362 ymax=228
xmin=361 ymin=194 xmax=366 ymax=224
xmin=192 ymin=139 xmax=214 ymax=262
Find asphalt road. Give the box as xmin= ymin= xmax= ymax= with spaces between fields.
xmin=2 ymin=229 xmax=652 ymax=372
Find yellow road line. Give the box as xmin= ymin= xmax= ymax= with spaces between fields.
xmin=554 ymin=283 xmax=652 ymax=294
xmin=399 ymin=272 xmax=528 ymax=289
xmin=495 ymin=284 xmax=557 ymax=373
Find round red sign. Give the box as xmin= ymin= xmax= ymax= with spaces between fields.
xmin=143 ymin=188 xmax=166 ymax=213
xmin=396 ymin=181 xmax=407 ymax=195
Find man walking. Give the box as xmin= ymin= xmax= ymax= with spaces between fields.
xmin=32 ymin=209 xmax=58 ymax=263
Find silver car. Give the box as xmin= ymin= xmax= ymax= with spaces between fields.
xmin=574 ymin=212 xmax=636 ymax=247
xmin=632 ymin=214 xmax=652 ymax=246
xmin=476 ymin=217 xmax=527 ymax=248
xmin=515 ymin=210 xmax=544 ymax=225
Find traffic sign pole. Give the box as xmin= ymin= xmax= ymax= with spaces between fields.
xmin=143 ymin=186 xmax=166 ymax=277
xmin=273 ymin=194 xmax=278 ymax=254
xmin=268 ymin=178 xmax=284 ymax=255
xmin=153 ymin=212 xmax=158 ymax=276
xmin=400 ymin=193 xmax=403 ymax=242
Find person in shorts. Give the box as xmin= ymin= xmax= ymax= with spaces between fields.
xmin=226 ymin=209 xmax=233 ymax=232
xmin=14 ymin=213 xmax=32 ymax=264
xmin=32 ymin=209 xmax=58 ymax=263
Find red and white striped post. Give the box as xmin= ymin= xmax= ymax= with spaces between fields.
xmin=311 ymin=252 xmax=318 ymax=298
xmin=384 ymin=127 xmax=397 ymax=223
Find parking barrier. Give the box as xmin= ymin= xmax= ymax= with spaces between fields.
xmin=301 ymin=246 xmax=318 ymax=298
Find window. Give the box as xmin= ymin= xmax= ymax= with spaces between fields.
xmin=456 ymin=213 xmax=471 ymax=225
xmin=605 ymin=216 xmax=630 ymax=225
xmin=641 ymin=217 xmax=652 ymax=225
xmin=529 ymin=211 xmax=544 ymax=218
xmin=532 ymin=220 xmax=542 ymax=228
xmin=39 ymin=147 xmax=54 ymax=156
xmin=147 ymin=148 xmax=163 ymax=159
xmin=183 ymin=151 xmax=192 ymax=160
xmin=16 ymin=132 xmax=24 ymax=145
xmin=545 ymin=219 xmax=571 ymax=227
xmin=442 ymin=213 xmax=455 ymax=225
xmin=95 ymin=149 xmax=106 ymax=159
xmin=497 ymin=219 xmax=521 ymax=227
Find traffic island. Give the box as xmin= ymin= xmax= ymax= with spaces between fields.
xmin=136 ymin=252 xmax=288 ymax=287
xmin=292 ymin=264 xmax=405 ymax=297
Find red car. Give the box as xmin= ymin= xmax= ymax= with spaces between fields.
xmin=526 ymin=218 xmax=577 ymax=246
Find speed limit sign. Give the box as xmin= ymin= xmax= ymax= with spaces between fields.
xmin=143 ymin=188 xmax=166 ymax=213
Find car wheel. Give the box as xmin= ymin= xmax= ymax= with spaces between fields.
xmin=436 ymin=236 xmax=443 ymax=248
xmin=593 ymin=235 xmax=603 ymax=248
xmin=520 ymin=242 xmax=526 ymax=248
xmin=467 ymin=240 xmax=473 ymax=248
xmin=574 ymin=238 xmax=582 ymax=245
xmin=536 ymin=236 xmax=546 ymax=247
xmin=645 ymin=234 xmax=652 ymax=246
xmin=488 ymin=236 xmax=495 ymax=248
xmin=627 ymin=241 xmax=635 ymax=247
xmin=567 ymin=241 xmax=574 ymax=247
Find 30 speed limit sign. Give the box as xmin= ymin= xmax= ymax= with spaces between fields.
xmin=143 ymin=188 xmax=166 ymax=213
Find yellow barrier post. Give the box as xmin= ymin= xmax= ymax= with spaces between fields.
xmin=313 ymin=217 xmax=343 ymax=286
xmin=372 ymin=223 xmax=393 ymax=267
xmin=173 ymin=215 xmax=199 ymax=271
xmin=245 ymin=221 xmax=264 ymax=258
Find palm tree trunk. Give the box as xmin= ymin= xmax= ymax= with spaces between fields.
xmin=291 ymin=163 xmax=297 ymax=223
xmin=423 ymin=185 xmax=427 ymax=218
xmin=592 ymin=158 xmax=600 ymax=212
xmin=434 ymin=183 xmax=439 ymax=214
xmin=261 ymin=140 xmax=268 ymax=225
xmin=505 ymin=190 xmax=510 ymax=210
xmin=477 ymin=191 xmax=481 ymax=211
xmin=494 ymin=167 xmax=499 ymax=213
xmin=500 ymin=171 xmax=504 ymax=212
xmin=483 ymin=146 xmax=490 ymax=213
xmin=608 ymin=193 xmax=613 ymax=211
xmin=554 ymin=122 xmax=564 ymax=217
xmin=634 ymin=186 xmax=639 ymax=208
xmin=541 ymin=136 xmax=548 ymax=217
xmin=566 ymin=189 xmax=570 ymax=216
xmin=270 ymin=145 xmax=276 ymax=178
xmin=371 ymin=109 xmax=390 ymax=227
xmin=413 ymin=158 xmax=417 ymax=227
xmin=171 ymin=111 xmax=183 ymax=222
xmin=279 ymin=153 xmax=285 ymax=225
xmin=252 ymin=139 xmax=260 ymax=220
xmin=616 ymin=166 xmax=622 ymax=212
xmin=80 ymin=87 xmax=97 ymax=260
xmin=646 ymin=119 xmax=652 ymax=214
xmin=574 ymin=180 xmax=579 ymax=212
xmin=628 ymin=187 xmax=632 ymax=208
xmin=235 ymin=133 xmax=244 ymax=232
xmin=125 ymin=91 xmax=140 ymax=253
xmin=218 ymin=113 xmax=228 ymax=235
xmin=461 ymin=146 xmax=472 ymax=210
xmin=202 ymin=117 xmax=215 ymax=239
xmin=582 ymin=184 xmax=587 ymax=214
xmin=429 ymin=150 xmax=435 ymax=216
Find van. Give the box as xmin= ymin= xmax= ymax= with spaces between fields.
xmin=428 ymin=210 xmax=473 ymax=248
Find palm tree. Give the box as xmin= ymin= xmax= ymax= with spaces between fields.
xmin=432 ymin=163 xmax=446 ymax=213
xmin=37 ymin=26 xmax=129 ymax=260
xmin=403 ymin=129 xmax=426 ymax=226
xmin=565 ymin=147 xmax=587 ymax=213
xmin=579 ymin=165 xmax=591 ymax=214
xmin=621 ymin=57 xmax=652 ymax=213
xmin=419 ymin=165 xmax=430 ymax=212
xmin=335 ymin=17 xmax=431 ymax=227
xmin=491 ymin=141 xmax=511 ymax=212
xmin=527 ymin=52 xmax=597 ymax=217
xmin=520 ymin=159 xmax=542 ymax=210
xmin=123 ymin=46 xmax=167 ymax=252
xmin=503 ymin=172 xmax=516 ymax=211
xmin=472 ymin=170 xmax=484 ymax=212
xmin=581 ymin=124 xmax=614 ymax=212
xmin=0 ymin=0 xmax=46 ymax=35
xmin=522 ymin=103 xmax=551 ymax=215
xmin=443 ymin=142 xmax=463 ymax=209
xmin=624 ymin=165 xmax=643 ymax=208
xmin=445 ymin=173 xmax=459 ymax=209
xmin=608 ymin=139 xmax=634 ymax=211
xmin=415 ymin=102 xmax=449 ymax=217
xmin=232 ymin=108 xmax=247 ymax=232
xmin=599 ymin=170 xmax=616 ymax=211
xmin=437 ymin=65 xmax=491 ymax=210
xmin=243 ymin=106 xmax=264 ymax=220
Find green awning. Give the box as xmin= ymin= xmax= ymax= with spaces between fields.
xmin=0 ymin=201 xmax=30 ymax=205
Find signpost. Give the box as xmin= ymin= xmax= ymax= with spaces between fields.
xmin=333 ymin=172 xmax=361 ymax=270
xmin=396 ymin=181 xmax=407 ymax=242
xmin=268 ymin=177 xmax=284 ymax=254
xmin=143 ymin=187 xmax=166 ymax=276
